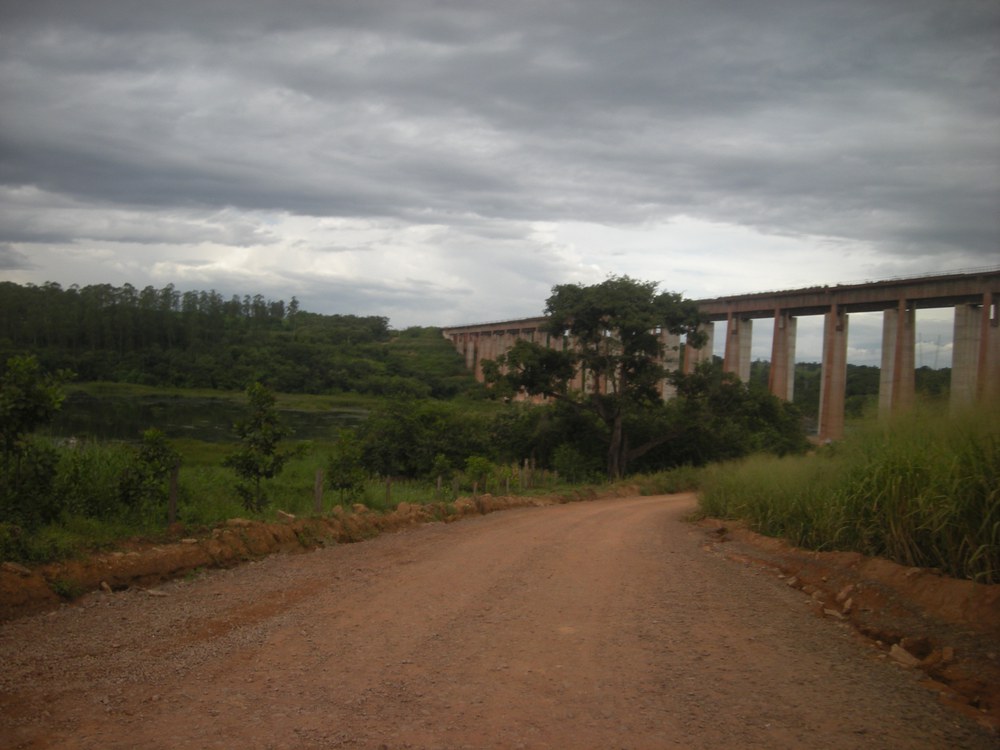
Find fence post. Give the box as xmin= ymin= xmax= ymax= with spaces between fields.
xmin=385 ymin=476 xmax=392 ymax=506
xmin=314 ymin=469 xmax=324 ymax=514
xmin=168 ymin=464 xmax=179 ymax=525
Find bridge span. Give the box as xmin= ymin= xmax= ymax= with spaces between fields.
xmin=442 ymin=269 xmax=1000 ymax=440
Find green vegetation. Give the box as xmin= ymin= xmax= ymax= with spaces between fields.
xmin=48 ymin=576 xmax=85 ymax=600
xmin=485 ymin=276 xmax=707 ymax=478
xmin=485 ymin=278 xmax=806 ymax=480
xmin=632 ymin=465 xmax=705 ymax=496
xmin=9 ymin=277 xmax=983 ymax=586
xmin=0 ymin=277 xmax=810 ymax=564
xmin=697 ymin=405 xmax=1000 ymax=582
xmin=326 ymin=430 xmax=366 ymax=503
xmin=0 ymin=281 xmax=480 ymax=399
xmin=750 ymin=360 xmax=953 ymax=420
xmin=223 ymin=383 xmax=297 ymax=512
xmin=1 ymin=356 xmax=72 ymax=531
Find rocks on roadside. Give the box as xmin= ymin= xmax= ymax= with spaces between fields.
xmin=890 ymin=643 xmax=922 ymax=668
xmin=2 ymin=562 xmax=32 ymax=577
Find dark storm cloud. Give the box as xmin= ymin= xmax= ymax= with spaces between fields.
xmin=0 ymin=0 xmax=997 ymax=286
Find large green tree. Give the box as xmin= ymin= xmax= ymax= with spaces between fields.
xmin=483 ymin=276 xmax=705 ymax=479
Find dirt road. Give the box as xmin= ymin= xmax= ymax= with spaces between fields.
xmin=1 ymin=494 xmax=995 ymax=749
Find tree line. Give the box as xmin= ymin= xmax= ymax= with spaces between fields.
xmin=0 ymin=281 xmax=477 ymax=398
xmin=1 ymin=276 xmax=815 ymax=559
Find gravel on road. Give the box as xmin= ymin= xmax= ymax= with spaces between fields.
xmin=1 ymin=493 xmax=995 ymax=749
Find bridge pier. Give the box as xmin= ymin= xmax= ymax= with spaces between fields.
xmin=878 ymin=300 xmax=916 ymax=417
xmin=978 ymin=292 xmax=1000 ymax=403
xmin=978 ymin=292 xmax=1000 ymax=401
xmin=461 ymin=332 xmax=476 ymax=372
xmin=660 ymin=331 xmax=681 ymax=399
xmin=768 ymin=310 xmax=797 ymax=401
xmin=723 ymin=314 xmax=752 ymax=382
xmin=682 ymin=323 xmax=715 ymax=373
xmin=818 ymin=306 xmax=849 ymax=441
xmin=952 ymin=302 xmax=981 ymax=407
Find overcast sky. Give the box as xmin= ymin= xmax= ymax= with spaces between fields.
xmin=1 ymin=1 xmax=998 ymax=365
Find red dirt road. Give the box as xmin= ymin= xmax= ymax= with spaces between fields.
xmin=1 ymin=494 xmax=995 ymax=749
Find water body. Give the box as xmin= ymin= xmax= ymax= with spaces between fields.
xmin=44 ymin=391 xmax=367 ymax=443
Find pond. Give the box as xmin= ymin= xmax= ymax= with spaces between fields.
xmin=43 ymin=391 xmax=367 ymax=443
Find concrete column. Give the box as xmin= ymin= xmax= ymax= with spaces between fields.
xmin=978 ymin=292 xmax=1000 ymax=402
xmin=464 ymin=333 xmax=476 ymax=372
xmin=951 ymin=303 xmax=981 ymax=408
xmin=659 ymin=330 xmax=681 ymax=400
xmin=723 ymin=314 xmax=752 ymax=382
xmin=683 ymin=323 xmax=715 ymax=373
xmin=768 ymin=310 xmax=797 ymax=401
xmin=471 ymin=333 xmax=481 ymax=380
xmin=878 ymin=301 xmax=916 ymax=417
xmin=484 ymin=331 xmax=496 ymax=377
xmin=818 ymin=306 xmax=849 ymax=442
xmin=473 ymin=333 xmax=484 ymax=381
xmin=480 ymin=331 xmax=494 ymax=381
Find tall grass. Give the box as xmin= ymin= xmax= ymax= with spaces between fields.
xmin=699 ymin=404 xmax=1000 ymax=582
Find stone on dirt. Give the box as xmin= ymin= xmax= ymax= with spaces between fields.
xmin=890 ymin=644 xmax=922 ymax=668
xmin=1 ymin=562 xmax=32 ymax=577
xmin=836 ymin=584 xmax=855 ymax=603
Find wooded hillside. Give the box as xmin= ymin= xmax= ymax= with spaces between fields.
xmin=0 ymin=281 xmax=478 ymax=398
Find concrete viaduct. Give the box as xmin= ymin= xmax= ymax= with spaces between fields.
xmin=441 ymin=269 xmax=1000 ymax=441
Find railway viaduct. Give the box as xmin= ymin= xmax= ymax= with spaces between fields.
xmin=441 ymin=269 xmax=1000 ymax=441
